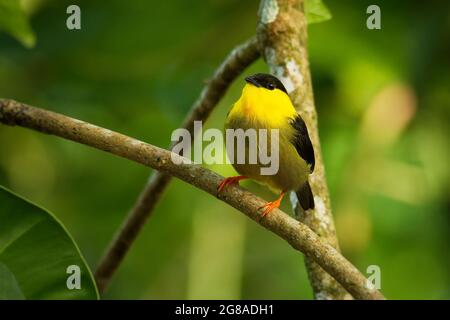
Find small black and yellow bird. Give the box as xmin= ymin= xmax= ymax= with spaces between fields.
xmin=218 ymin=73 xmax=315 ymax=216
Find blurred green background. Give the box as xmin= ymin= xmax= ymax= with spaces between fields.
xmin=0 ymin=0 xmax=449 ymax=299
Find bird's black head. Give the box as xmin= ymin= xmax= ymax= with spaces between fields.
xmin=245 ymin=73 xmax=287 ymax=93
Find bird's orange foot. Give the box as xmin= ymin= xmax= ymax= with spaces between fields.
xmin=258 ymin=191 xmax=286 ymax=218
xmin=258 ymin=200 xmax=282 ymax=218
xmin=217 ymin=176 xmax=247 ymax=193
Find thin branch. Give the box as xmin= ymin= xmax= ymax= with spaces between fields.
xmin=94 ymin=37 xmax=260 ymax=293
xmin=0 ymin=99 xmax=384 ymax=300
xmin=257 ymin=0 xmax=351 ymax=299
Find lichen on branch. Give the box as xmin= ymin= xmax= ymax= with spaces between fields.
xmin=257 ymin=0 xmax=352 ymax=299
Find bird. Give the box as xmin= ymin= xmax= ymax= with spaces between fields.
xmin=218 ymin=73 xmax=315 ymax=217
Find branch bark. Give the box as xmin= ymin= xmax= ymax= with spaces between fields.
xmin=257 ymin=0 xmax=352 ymax=299
xmin=0 ymin=99 xmax=384 ymax=300
xmin=94 ymin=37 xmax=260 ymax=293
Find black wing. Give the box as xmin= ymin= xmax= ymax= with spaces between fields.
xmin=290 ymin=115 xmax=315 ymax=173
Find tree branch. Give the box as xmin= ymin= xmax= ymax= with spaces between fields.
xmin=93 ymin=37 xmax=260 ymax=293
xmin=257 ymin=0 xmax=351 ymax=299
xmin=0 ymin=99 xmax=384 ymax=300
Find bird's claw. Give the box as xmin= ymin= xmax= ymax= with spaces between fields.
xmin=258 ymin=200 xmax=281 ymax=218
xmin=258 ymin=191 xmax=285 ymax=218
xmin=217 ymin=176 xmax=246 ymax=193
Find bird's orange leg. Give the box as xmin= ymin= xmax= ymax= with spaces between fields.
xmin=217 ymin=175 xmax=248 ymax=193
xmin=259 ymin=191 xmax=286 ymax=218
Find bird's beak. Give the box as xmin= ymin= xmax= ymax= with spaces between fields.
xmin=245 ymin=76 xmax=261 ymax=87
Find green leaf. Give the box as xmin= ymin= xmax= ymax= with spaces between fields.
xmin=0 ymin=0 xmax=36 ymax=48
xmin=305 ymin=0 xmax=332 ymax=24
xmin=0 ymin=186 xmax=99 ymax=299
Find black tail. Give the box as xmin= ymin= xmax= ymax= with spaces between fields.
xmin=296 ymin=181 xmax=315 ymax=210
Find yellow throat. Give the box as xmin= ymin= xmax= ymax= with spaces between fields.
xmin=228 ymin=83 xmax=297 ymax=127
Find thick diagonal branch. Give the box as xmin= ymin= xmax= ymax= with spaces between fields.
xmin=0 ymin=99 xmax=384 ymax=300
xmin=257 ymin=0 xmax=351 ymax=299
xmin=94 ymin=37 xmax=260 ymax=293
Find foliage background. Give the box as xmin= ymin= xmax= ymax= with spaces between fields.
xmin=0 ymin=0 xmax=449 ymax=299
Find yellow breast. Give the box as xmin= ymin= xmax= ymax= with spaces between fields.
xmin=225 ymin=83 xmax=309 ymax=192
xmin=227 ymin=84 xmax=297 ymax=128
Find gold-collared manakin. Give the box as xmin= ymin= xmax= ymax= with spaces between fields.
xmin=218 ymin=73 xmax=315 ymax=217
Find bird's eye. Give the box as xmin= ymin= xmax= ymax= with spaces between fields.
xmin=267 ymin=83 xmax=275 ymax=90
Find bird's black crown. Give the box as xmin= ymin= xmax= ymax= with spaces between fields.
xmin=245 ymin=73 xmax=287 ymax=93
